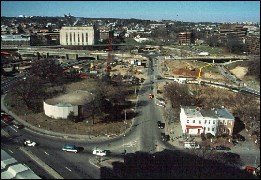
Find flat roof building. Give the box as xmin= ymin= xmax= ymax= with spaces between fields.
xmin=60 ymin=26 xmax=96 ymax=46
xmin=180 ymin=106 xmax=235 ymax=136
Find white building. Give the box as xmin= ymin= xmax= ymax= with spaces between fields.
xmin=60 ymin=26 xmax=95 ymax=46
xmin=44 ymin=90 xmax=94 ymax=119
xmin=180 ymin=106 xmax=235 ymax=136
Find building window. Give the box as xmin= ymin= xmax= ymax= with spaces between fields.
xmin=193 ymin=120 xmax=195 ymax=123
xmin=224 ymin=120 xmax=227 ymax=125
xmin=205 ymin=120 xmax=207 ymax=124
xmin=209 ymin=120 xmax=211 ymax=124
xmin=69 ymin=32 xmax=72 ymax=44
xmin=82 ymin=33 xmax=84 ymax=44
xmin=74 ymin=32 xmax=76 ymax=43
xmin=86 ymin=33 xmax=88 ymax=44
xmin=199 ymin=120 xmax=201 ymax=124
xmin=212 ymin=127 xmax=215 ymax=131
xmin=223 ymin=128 xmax=226 ymax=132
xmin=66 ymin=32 xmax=68 ymax=43
xmin=208 ymin=127 xmax=210 ymax=131
xmin=213 ymin=121 xmax=215 ymax=124
xmin=78 ymin=33 xmax=80 ymax=43
xmin=187 ymin=120 xmax=189 ymax=123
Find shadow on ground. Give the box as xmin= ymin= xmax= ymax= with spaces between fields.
xmin=100 ymin=149 xmax=256 ymax=179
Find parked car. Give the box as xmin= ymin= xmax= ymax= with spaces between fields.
xmin=149 ymin=94 xmax=154 ymax=99
xmin=92 ymin=147 xmax=107 ymax=156
xmin=161 ymin=134 xmax=170 ymax=142
xmin=62 ymin=144 xmax=78 ymax=153
xmin=1 ymin=111 xmax=8 ymax=116
xmin=232 ymin=134 xmax=245 ymax=141
xmin=13 ymin=123 xmax=24 ymax=129
xmin=24 ymin=140 xmax=37 ymax=147
xmin=184 ymin=142 xmax=200 ymax=149
xmin=214 ymin=146 xmax=231 ymax=151
xmin=1 ymin=115 xmax=14 ymax=122
xmin=158 ymin=122 xmax=165 ymax=129
xmin=232 ymin=140 xmax=238 ymax=145
xmin=244 ymin=166 xmax=260 ymax=176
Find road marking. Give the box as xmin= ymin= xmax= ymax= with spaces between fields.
xmin=65 ymin=166 xmax=72 ymax=172
xmin=44 ymin=151 xmax=49 ymax=155
xmin=10 ymin=126 xmax=17 ymax=133
xmin=8 ymin=149 xmax=13 ymax=154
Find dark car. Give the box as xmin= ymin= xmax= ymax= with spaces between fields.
xmin=233 ymin=134 xmax=245 ymax=141
xmin=13 ymin=123 xmax=24 ymax=129
xmin=157 ymin=121 xmax=162 ymax=126
xmin=158 ymin=123 xmax=165 ymax=129
xmin=232 ymin=140 xmax=238 ymax=145
xmin=161 ymin=133 xmax=170 ymax=142
xmin=2 ymin=115 xmax=14 ymax=122
xmin=215 ymin=146 xmax=231 ymax=151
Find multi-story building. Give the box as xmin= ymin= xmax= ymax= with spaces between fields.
xmin=180 ymin=106 xmax=235 ymax=136
xmin=218 ymin=24 xmax=247 ymax=45
xmin=30 ymin=31 xmax=60 ymax=46
xmin=1 ymin=34 xmax=30 ymax=47
xmin=245 ymin=36 xmax=260 ymax=55
xmin=98 ymin=27 xmax=110 ymax=41
xmin=178 ymin=32 xmax=191 ymax=45
xmin=60 ymin=26 xmax=96 ymax=46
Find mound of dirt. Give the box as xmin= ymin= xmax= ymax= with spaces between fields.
xmin=173 ymin=68 xmax=200 ymax=77
xmin=230 ymin=66 xmax=248 ymax=80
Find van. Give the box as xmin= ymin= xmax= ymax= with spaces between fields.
xmin=62 ymin=144 xmax=78 ymax=153
xmin=184 ymin=142 xmax=200 ymax=149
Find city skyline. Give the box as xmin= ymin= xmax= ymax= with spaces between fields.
xmin=1 ymin=1 xmax=260 ymax=23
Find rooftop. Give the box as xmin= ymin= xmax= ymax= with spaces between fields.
xmin=181 ymin=106 xmax=234 ymax=120
xmin=45 ymin=90 xmax=94 ymax=106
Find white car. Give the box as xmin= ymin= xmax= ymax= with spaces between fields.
xmin=92 ymin=148 xmax=107 ymax=156
xmin=24 ymin=140 xmax=37 ymax=147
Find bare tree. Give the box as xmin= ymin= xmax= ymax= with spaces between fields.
xmin=30 ymin=58 xmax=64 ymax=84
xmin=163 ymin=82 xmax=193 ymax=108
xmin=10 ymin=76 xmax=45 ymax=111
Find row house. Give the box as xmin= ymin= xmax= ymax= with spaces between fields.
xmin=180 ymin=106 xmax=235 ymax=136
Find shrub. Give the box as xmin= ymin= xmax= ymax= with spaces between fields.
xmin=206 ymin=133 xmax=215 ymax=139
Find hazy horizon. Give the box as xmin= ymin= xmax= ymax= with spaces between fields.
xmin=1 ymin=1 xmax=260 ymax=23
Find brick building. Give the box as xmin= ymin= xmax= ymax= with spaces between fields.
xmin=218 ymin=24 xmax=247 ymax=45
xmin=178 ymin=32 xmax=191 ymax=45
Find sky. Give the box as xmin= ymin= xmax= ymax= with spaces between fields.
xmin=1 ymin=1 xmax=260 ymax=23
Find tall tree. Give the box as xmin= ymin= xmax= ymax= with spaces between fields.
xmin=30 ymin=58 xmax=64 ymax=84
xmin=10 ymin=76 xmax=45 ymax=111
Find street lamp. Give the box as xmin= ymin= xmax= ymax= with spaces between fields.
xmin=123 ymin=111 xmax=127 ymax=154
xmin=86 ymin=120 xmax=91 ymax=139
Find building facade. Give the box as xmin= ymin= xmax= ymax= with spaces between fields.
xmin=218 ymin=24 xmax=247 ymax=45
xmin=180 ymin=106 xmax=235 ymax=136
xmin=60 ymin=26 xmax=96 ymax=46
xmin=178 ymin=32 xmax=191 ymax=45
xmin=1 ymin=35 xmax=30 ymax=47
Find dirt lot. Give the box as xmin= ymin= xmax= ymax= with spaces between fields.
xmin=230 ymin=66 xmax=248 ymax=80
xmin=160 ymin=60 xmax=227 ymax=81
